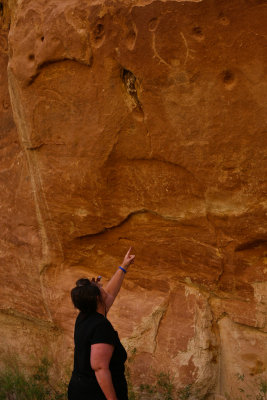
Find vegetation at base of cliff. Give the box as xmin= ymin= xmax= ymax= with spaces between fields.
xmin=1 ymin=357 xmax=266 ymax=400
xmin=126 ymin=364 xmax=267 ymax=400
xmin=139 ymin=372 xmax=176 ymax=400
xmin=126 ymin=369 xmax=200 ymax=400
xmin=139 ymin=374 xmax=198 ymax=400
xmin=224 ymin=373 xmax=267 ymax=400
xmin=0 ymin=358 xmax=67 ymax=400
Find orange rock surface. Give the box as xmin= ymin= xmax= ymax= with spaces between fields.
xmin=0 ymin=0 xmax=267 ymax=398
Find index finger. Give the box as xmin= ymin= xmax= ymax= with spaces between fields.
xmin=126 ymin=247 xmax=132 ymax=257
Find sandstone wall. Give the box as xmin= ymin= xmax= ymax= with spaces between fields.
xmin=1 ymin=0 xmax=267 ymax=398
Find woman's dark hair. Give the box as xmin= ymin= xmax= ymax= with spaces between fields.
xmin=71 ymin=278 xmax=101 ymax=314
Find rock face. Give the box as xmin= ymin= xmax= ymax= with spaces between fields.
xmin=1 ymin=0 xmax=267 ymax=397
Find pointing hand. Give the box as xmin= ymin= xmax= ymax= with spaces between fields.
xmin=121 ymin=247 xmax=135 ymax=269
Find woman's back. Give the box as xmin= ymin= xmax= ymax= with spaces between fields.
xmin=69 ymin=311 xmax=128 ymax=400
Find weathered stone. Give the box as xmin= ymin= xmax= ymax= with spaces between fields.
xmin=218 ymin=317 xmax=267 ymax=399
xmin=0 ymin=0 xmax=266 ymax=397
xmin=0 ymin=2 xmax=50 ymax=328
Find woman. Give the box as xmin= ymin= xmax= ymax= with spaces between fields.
xmin=68 ymin=248 xmax=135 ymax=400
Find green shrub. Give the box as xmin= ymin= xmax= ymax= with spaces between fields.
xmin=177 ymin=384 xmax=192 ymax=400
xmin=0 ymin=358 xmax=67 ymax=400
xmin=139 ymin=372 xmax=175 ymax=400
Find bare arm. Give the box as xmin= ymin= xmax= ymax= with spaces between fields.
xmin=91 ymin=343 xmax=117 ymax=400
xmin=104 ymin=248 xmax=135 ymax=310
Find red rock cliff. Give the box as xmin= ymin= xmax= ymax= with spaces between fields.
xmin=0 ymin=0 xmax=267 ymax=398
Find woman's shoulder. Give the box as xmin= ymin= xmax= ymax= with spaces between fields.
xmin=75 ymin=311 xmax=101 ymax=328
xmin=76 ymin=311 xmax=114 ymax=329
xmin=90 ymin=314 xmax=117 ymax=345
xmin=94 ymin=313 xmax=115 ymax=330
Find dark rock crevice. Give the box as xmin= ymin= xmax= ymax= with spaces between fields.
xmin=121 ymin=68 xmax=143 ymax=114
xmin=235 ymin=239 xmax=267 ymax=252
xmin=75 ymin=208 xmax=182 ymax=240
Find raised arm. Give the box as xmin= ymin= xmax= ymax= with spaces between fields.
xmin=103 ymin=247 xmax=135 ymax=311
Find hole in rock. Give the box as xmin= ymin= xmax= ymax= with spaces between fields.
xmin=192 ymin=26 xmax=204 ymax=41
xmin=121 ymin=68 xmax=143 ymax=115
xmin=28 ymin=53 xmax=35 ymax=61
xmin=0 ymin=2 xmax=3 ymax=16
xmin=149 ymin=17 xmax=158 ymax=31
xmin=218 ymin=12 xmax=230 ymax=26
xmin=192 ymin=26 xmax=202 ymax=36
xmin=94 ymin=23 xmax=104 ymax=39
xmin=221 ymin=69 xmax=235 ymax=86
xmin=41 ymin=36 xmax=44 ymax=41
xmin=122 ymin=68 xmax=137 ymax=96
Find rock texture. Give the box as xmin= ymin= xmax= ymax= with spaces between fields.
xmin=1 ymin=0 xmax=267 ymax=397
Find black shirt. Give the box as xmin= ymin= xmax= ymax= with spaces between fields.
xmin=68 ymin=311 xmax=128 ymax=400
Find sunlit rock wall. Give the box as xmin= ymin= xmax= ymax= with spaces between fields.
xmin=1 ymin=0 xmax=266 ymax=398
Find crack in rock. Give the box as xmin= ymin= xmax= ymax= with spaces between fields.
xmin=27 ymin=57 xmax=93 ymax=86
xmin=235 ymin=239 xmax=267 ymax=252
xmin=75 ymin=208 xmax=183 ymax=240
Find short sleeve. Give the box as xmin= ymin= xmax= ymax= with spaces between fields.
xmin=90 ymin=318 xmax=116 ymax=346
